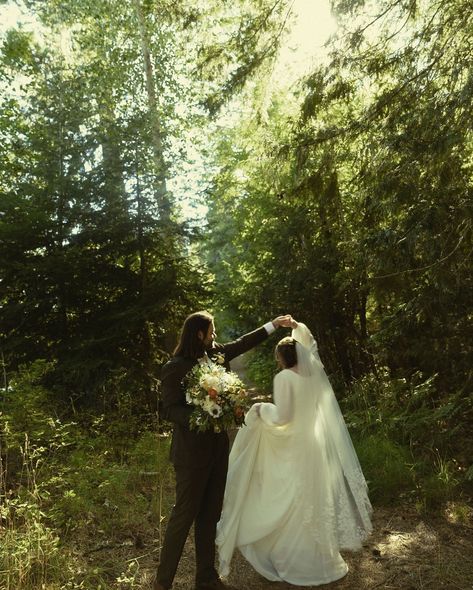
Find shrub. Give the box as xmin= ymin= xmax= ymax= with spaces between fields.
xmin=0 ymin=502 xmax=68 ymax=589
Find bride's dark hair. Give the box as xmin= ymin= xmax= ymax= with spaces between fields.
xmin=275 ymin=337 xmax=298 ymax=368
xmin=174 ymin=311 xmax=214 ymax=359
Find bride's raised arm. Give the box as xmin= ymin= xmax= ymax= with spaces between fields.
xmin=291 ymin=321 xmax=324 ymax=368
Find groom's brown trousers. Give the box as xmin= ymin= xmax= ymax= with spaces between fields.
xmin=156 ymin=432 xmax=229 ymax=589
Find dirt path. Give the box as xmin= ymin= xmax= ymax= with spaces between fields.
xmin=139 ymin=505 xmax=472 ymax=590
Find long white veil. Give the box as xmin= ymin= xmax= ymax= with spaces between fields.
xmin=292 ymin=323 xmax=372 ymax=549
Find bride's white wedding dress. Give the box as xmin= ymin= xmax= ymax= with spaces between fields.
xmin=216 ymin=323 xmax=372 ymax=586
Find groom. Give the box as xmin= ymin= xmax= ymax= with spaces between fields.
xmin=153 ymin=311 xmax=293 ymax=590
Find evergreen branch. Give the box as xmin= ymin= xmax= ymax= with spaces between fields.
xmin=356 ymin=0 xmax=407 ymax=36
xmin=296 ymin=37 xmax=451 ymax=149
xmin=243 ymin=0 xmax=289 ymax=45
xmin=368 ymin=222 xmax=470 ymax=280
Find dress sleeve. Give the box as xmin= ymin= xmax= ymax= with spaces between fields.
xmin=259 ymin=371 xmax=294 ymax=426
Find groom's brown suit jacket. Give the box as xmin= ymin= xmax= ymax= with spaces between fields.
xmin=160 ymin=326 xmax=269 ymax=467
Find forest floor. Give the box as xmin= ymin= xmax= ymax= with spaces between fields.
xmin=78 ymin=499 xmax=473 ymax=589
xmin=139 ymin=504 xmax=473 ymax=590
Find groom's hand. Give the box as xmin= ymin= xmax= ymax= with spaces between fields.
xmin=272 ymin=315 xmax=294 ymax=329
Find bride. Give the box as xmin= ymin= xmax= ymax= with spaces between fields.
xmin=216 ymin=320 xmax=372 ymax=586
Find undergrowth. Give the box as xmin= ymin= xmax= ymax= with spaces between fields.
xmin=0 ymin=361 xmax=173 ymax=590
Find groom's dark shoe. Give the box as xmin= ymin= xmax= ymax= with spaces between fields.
xmin=152 ymin=580 xmax=168 ymax=590
xmin=195 ymin=579 xmax=237 ymax=590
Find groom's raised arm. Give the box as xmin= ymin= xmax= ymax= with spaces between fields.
xmin=219 ymin=315 xmax=293 ymax=362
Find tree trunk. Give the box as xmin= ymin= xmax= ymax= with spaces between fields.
xmin=55 ymin=106 xmax=69 ymax=353
xmin=135 ymin=153 xmax=157 ymax=411
xmin=133 ymin=0 xmax=171 ymax=222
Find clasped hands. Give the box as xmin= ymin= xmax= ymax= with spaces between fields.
xmin=272 ymin=314 xmax=298 ymax=330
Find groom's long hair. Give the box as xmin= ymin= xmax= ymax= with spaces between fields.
xmin=173 ymin=311 xmax=214 ymax=359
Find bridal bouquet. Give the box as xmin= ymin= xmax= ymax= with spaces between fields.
xmin=186 ymin=359 xmax=250 ymax=433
